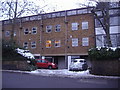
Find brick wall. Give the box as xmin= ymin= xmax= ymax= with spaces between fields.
xmin=2 ymin=11 xmax=95 ymax=57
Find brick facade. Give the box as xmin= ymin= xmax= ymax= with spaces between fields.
xmin=2 ymin=7 xmax=95 ymax=68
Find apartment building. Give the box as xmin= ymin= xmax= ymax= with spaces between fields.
xmin=2 ymin=7 xmax=95 ymax=69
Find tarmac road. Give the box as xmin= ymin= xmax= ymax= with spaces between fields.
xmin=2 ymin=71 xmax=119 ymax=88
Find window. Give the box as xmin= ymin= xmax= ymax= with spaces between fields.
xmin=42 ymin=60 xmax=47 ymax=63
xmin=47 ymin=14 xmax=51 ymax=18
xmin=110 ymin=17 xmax=120 ymax=26
xmin=72 ymin=23 xmax=79 ymax=30
xmin=55 ymin=40 xmax=61 ymax=47
xmin=5 ymin=31 xmax=10 ymax=37
xmin=32 ymin=27 xmax=37 ymax=34
xmin=61 ymin=12 xmax=65 ymax=16
xmin=37 ymin=60 xmax=42 ymax=63
xmin=30 ymin=16 xmax=38 ymax=21
xmin=67 ymin=10 xmax=77 ymax=16
xmin=38 ymin=15 xmax=42 ymax=20
xmin=110 ymin=34 xmax=117 ymax=47
xmin=31 ymin=41 xmax=36 ymax=49
xmin=52 ymin=13 xmax=56 ymax=17
xmin=96 ymin=11 xmax=102 ymax=16
xmin=23 ymin=42 xmax=28 ymax=49
xmin=55 ymin=25 xmax=61 ymax=32
xmin=78 ymin=9 xmax=87 ymax=14
xmin=24 ymin=28 xmax=29 ymax=35
xmin=46 ymin=25 xmax=52 ymax=33
xmin=109 ymin=9 xmax=119 ymax=15
xmin=72 ymin=38 xmax=78 ymax=47
xmin=82 ymin=37 xmax=89 ymax=46
xmin=4 ymin=20 xmax=11 ymax=24
xmin=95 ymin=18 xmax=103 ymax=27
xmin=46 ymin=40 xmax=52 ymax=48
xmin=56 ymin=13 xmax=60 ymax=17
xmin=82 ymin=21 xmax=88 ymax=30
xmin=96 ymin=35 xmax=104 ymax=47
xmin=117 ymin=34 xmax=120 ymax=46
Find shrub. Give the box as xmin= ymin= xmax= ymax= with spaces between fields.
xmin=88 ymin=47 xmax=120 ymax=60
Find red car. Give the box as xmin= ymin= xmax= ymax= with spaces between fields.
xmin=36 ymin=59 xmax=58 ymax=69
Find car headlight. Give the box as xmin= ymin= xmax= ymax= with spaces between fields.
xmin=52 ymin=63 xmax=55 ymax=65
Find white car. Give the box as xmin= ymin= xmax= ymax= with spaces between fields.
xmin=69 ymin=59 xmax=88 ymax=71
xmin=16 ymin=48 xmax=35 ymax=59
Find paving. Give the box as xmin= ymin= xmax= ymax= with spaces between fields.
xmin=1 ymin=69 xmax=120 ymax=80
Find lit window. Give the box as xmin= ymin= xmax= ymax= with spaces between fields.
xmin=24 ymin=28 xmax=29 ymax=35
xmin=82 ymin=21 xmax=88 ymax=30
xmin=31 ymin=41 xmax=36 ymax=49
xmin=5 ymin=31 xmax=10 ymax=37
xmin=55 ymin=25 xmax=61 ymax=32
xmin=72 ymin=23 xmax=79 ymax=30
xmin=82 ymin=37 xmax=89 ymax=46
xmin=23 ymin=42 xmax=28 ymax=49
xmin=55 ymin=40 xmax=61 ymax=47
xmin=72 ymin=38 xmax=78 ymax=47
xmin=46 ymin=40 xmax=52 ymax=48
xmin=46 ymin=25 xmax=52 ymax=33
xmin=32 ymin=27 xmax=37 ymax=34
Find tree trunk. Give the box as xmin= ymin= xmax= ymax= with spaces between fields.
xmin=92 ymin=2 xmax=112 ymax=47
xmin=10 ymin=0 xmax=18 ymax=45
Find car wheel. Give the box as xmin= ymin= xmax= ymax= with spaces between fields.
xmin=48 ymin=66 xmax=52 ymax=69
xmin=82 ymin=64 xmax=88 ymax=70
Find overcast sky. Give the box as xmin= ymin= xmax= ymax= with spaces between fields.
xmin=35 ymin=0 xmax=95 ymax=12
xmin=0 ymin=0 xmax=119 ymax=20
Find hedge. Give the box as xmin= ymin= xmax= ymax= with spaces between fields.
xmin=88 ymin=47 xmax=120 ymax=60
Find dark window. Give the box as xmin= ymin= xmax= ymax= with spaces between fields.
xmin=24 ymin=28 xmax=29 ymax=35
xmin=32 ymin=27 xmax=37 ymax=34
xmin=55 ymin=25 xmax=61 ymax=32
xmin=80 ymin=60 xmax=84 ymax=63
xmin=37 ymin=60 xmax=42 ymax=63
xmin=42 ymin=60 xmax=47 ymax=63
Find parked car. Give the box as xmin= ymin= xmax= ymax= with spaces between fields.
xmin=69 ymin=59 xmax=88 ymax=71
xmin=36 ymin=59 xmax=58 ymax=69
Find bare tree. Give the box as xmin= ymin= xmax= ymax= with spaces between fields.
xmin=0 ymin=0 xmax=47 ymax=43
xmin=92 ymin=1 xmax=112 ymax=47
xmin=77 ymin=0 xmax=120 ymax=47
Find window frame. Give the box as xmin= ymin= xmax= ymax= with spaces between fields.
xmin=46 ymin=40 xmax=52 ymax=48
xmin=32 ymin=27 xmax=37 ymax=34
xmin=5 ymin=31 xmax=10 ymax=37
xmin=54 ymin=40 xmax=61 ymax=47
xmin=72 ymin=38 xmax=78 ymax=47
xmin=31 ymin=41 xmax=36 ymax=49
xmin=23 ymin=42 xmax=28 ymax=49
xmin=82 ymin=21 xmax=88 ymax=30
xmin=82 ymin=37 xmax=89 ymax=46
xmin=55 ymin=24 xmax=61 ymax=32
xmin=71 ymin=22 xmax=79 ymax=31
xmin=46 ymin=25 xmax=52 ymax=33
xmin=24 ymin=28 xmax=29 ymax=35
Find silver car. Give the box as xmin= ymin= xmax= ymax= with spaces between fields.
xmin=69 ymin=59 xmax=88 ymax=71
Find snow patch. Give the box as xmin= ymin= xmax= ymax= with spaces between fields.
xmin=16 ymin=48 xmax=35 ymax=59
xmin=29 ymin=69 xmax=90 ymax=77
